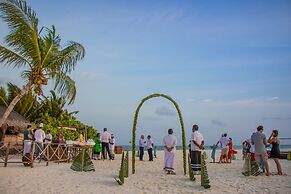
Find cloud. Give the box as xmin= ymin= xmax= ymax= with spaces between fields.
xmin=267 ymin=97 xmax=279 ymax=101
xmin=155 ymin=106 xmax=176 ymax=116
xmin=211 ymin=120 xmax=227 ymax=127
xmin=202 ymin=99 xmax=214 ymax=103
xmin=262 ymin=117 xmax=291 ymax=121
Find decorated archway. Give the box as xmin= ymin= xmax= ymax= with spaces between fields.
xmin=131 ymin=93 xmax=187 ymax=175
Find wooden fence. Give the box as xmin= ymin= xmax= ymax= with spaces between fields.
xmin=0 ymin=141 xmax=92 ymax=168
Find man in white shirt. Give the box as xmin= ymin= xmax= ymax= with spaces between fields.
xmin=101 ymin=128 xmax=112 ymax=160
xmin=34 ymin=123 xmax=45 ymax=160
xmin=163 ymin=128 xmax=177 ymax=174
xmin=216 ymin=133 xmax=229 ymax=163
xmin=190 ymin=124 xmax=204 ymax=173
xmin=147 ymin=135 xmax=154 ymax=161
xmin=109 ymin=134 xmax=115 ymax=160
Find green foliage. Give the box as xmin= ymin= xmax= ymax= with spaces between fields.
xmin=70 ymin=149 xmax=95 ymax=172
xmin=201 ymin=152 xmax=211 ymax=189
xmin=124 ymin=151 xmax=129 ymax=178
xmin=119 ymin=152 xmax=125 ymax=185
xmin=131 ymin=93 xmax=187 ymax=175
xmin=0 ymin=82 xmax=97 ymax=141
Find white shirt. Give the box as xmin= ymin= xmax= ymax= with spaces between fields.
xmin=101 ymin=131 xmax=111 ymax=143
xmin=45 ymin=134 xmax=52 ymax=143
xmin=34 ymin=129 xmax=45 ymax=143
xmin=190 ymin=131 xmax=204 ymax=151
xmin=147 ymin=139 xmax=153 ymax=149
xmin=163 ymin=134 xmax=177 ymax=152
xmin=219 ymin=136 xmax=228 ymax=149
xmin=109 ymin=138 xmax=115 ymax=150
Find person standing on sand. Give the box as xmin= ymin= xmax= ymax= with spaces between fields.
xmin=139 ymin=134 xmax=146 ymax=161
xmin=216 ymin=133 xmax=229 ymax=163
xmin=93 ymin=133 xmax=102 ymax=160
xmin=101 ymin=128 xmax=112 ymax=160
xmin=268 ymin=130 xmax=283 ymax=175
xmin=190 ymin=124 xmax=204 ymax=174
xmin=23 ymin=125 xmax=33 ymax=155
xmin=109 ymin=133 xmax=115 ymax=160
xmin=163 ymin=128 xmax=177 ymax=174
xmin=34 ymin=123 xmax=45 ymax=160
xmin=251 ymin=125 xmax=270 ymax=176
xmin=147 ymin=135 xmax=154 ymax=161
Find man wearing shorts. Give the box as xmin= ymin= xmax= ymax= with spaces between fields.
xmin=216 ymin=133 xmax=229 ymax=163
xmin=251 ymin=125 xmax=270 ymax=176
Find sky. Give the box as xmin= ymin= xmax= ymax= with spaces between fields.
xmin=0 ymin=0 xmax=291 ymax=145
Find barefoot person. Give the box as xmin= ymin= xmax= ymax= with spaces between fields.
xmin=139 ymin=134 xmax=146 ymax=161
xmin=268 ymin=130 xmax=283 ymax=175
xmin=163 ymin=128 xmax=177 ymax=174
xmin=23 ymin=125 xmax=33 ymax=155
xmin=190 ymin=124 xmax=204 ymax=174
xmin=147 ymin=135 xmax=154 ymax=161
xmin=101 ymin=128 xmax=112 ymax=160
xmin=251 ymin=125 xmax=270 ymax=176
xmin=216 ymin=133 xmax=229 ymax=163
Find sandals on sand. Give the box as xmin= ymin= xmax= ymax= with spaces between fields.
xmin=166 ymin=171 xmax=176 ymax=175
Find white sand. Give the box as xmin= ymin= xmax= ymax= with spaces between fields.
xmin=0 ymin=150 xmax=291 ymax=194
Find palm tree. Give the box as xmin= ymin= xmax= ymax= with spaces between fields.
xmin=0 ymin=82 xmax=38 ymax=119
xmin=0 ymin=0 xmax=85 ymax=140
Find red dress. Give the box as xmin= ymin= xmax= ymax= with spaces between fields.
xmin=228 ymin=142 xmax=237 ymax=159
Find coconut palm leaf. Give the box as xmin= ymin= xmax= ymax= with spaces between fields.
xmin=0 ymin=0 xmax=85 ymax=133
xmin=70 ymin=150 xmax=95 ymax=172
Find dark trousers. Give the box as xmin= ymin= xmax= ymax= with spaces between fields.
xmin=102 ymin=142 xmax=112 ymax=160
xmin=191 ymin=150 xmax=201 ymax=171
xmin=148 ymin=148 xmax=153 ymax=161
xmin=139 ymin=147 xmax=144 ymax=160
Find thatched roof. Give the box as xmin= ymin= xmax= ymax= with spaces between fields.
xmin=0 ymin=106 xmax=31 ymax=131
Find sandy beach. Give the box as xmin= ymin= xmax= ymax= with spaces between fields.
xmin=0 ymin=150 xmax=291 ymax=194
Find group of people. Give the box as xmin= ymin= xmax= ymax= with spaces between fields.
xmin=139 ymin=134 xmax=156 ymax=161
xmin=242 ymin=125 xmax=283 ymax=176
xmin=210 ymin=133 xmax=237 ymax=163
xmin=23 ymin=123 xmax=64 ymax=159
xmin=93 ymin=128 xmax=115 ymax=160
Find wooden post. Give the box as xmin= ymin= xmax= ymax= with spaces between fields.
xmin=46 ymin=144 xmax=49 ymax=166
xmin=4 ymin=143 xmax=10 ymax=167
xmin=31 ymin=142 xmax=35 ymax=168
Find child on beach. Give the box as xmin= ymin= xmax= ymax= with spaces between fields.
xmin=210 ymin=144 xmax=217 ymax=163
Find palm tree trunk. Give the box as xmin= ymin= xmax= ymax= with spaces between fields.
xmin=0 ymin=80 xmax=33 ymax=141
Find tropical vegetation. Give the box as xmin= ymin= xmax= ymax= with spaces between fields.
xmin=0 ymin=82 xmax=97 ymax=141
xmin=0 ymin=0 xmax=85 ymax=140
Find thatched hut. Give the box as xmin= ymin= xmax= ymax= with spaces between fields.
xmin=0 ymin=106 xmax=31 ymax=143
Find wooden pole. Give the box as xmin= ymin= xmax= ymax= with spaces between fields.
xmin=31 ymin=142 xmax=35 ymax=168
xmin=4 ymin=142 xmax=10 ymax=167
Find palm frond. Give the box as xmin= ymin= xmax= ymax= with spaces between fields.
xmin=0 ymin=86 xmax=9 ymax=107
xmin=40 ymin=25 xmax=61 ymax=67
xmin=0 ymin=45 xmax=29 ymax=68
xmin=0 ymin=0 xmax=41 ymax=64
xmin=52 ymin=41 xmax=85 ymax=74
xmin=51 ymin=72 xmax=76 ymax=105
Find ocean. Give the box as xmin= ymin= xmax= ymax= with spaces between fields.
xmin=121 ymin=144 xmax=291 ymax=151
